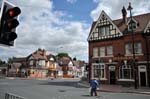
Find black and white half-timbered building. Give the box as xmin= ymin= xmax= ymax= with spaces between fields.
xmin=88 ymin=7 xmax=150 ymax=87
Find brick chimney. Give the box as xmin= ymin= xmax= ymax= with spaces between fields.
xmin=122 ymin=6 xmax=127 ymax=24
xmin=42 ymin=49 xmax=46 ymax=56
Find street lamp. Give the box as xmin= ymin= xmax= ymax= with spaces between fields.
xmin=127 ymin=2 xmax=137 ymax=89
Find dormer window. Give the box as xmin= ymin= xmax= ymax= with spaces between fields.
xmin=128 ymin=19 xmax=137 ymax=31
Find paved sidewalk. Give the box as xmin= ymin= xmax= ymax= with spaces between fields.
xmin=78 ymin=81 xmax=150 ymax=95
xmin=98 ymin=85 xmax=150 ymax=95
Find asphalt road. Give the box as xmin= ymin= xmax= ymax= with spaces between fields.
xmin=0 ymin=78 xmax=149 ymax=99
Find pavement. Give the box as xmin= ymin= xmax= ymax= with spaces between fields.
xmin=78 ymin=81 xmax=150 ymax=95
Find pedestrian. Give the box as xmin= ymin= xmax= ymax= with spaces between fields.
xmin=90 ymin=78 xmax=100 ymax=96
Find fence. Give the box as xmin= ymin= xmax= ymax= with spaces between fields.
xmin=5 ymin=93 xmax=28 ymax=99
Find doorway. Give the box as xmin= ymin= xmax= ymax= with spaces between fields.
xmin=109 ymin=71 xmax=116 ymax=84
xmin=140 ymin=72 xmax=146 ymax=86
xmin=138 ymin=66 xmax=147 ymax=87
xmin=109 ymin=66 xmax=116 ymax=84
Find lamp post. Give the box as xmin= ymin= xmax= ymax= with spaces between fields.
xmin=127 ymin=2 xmax=137 ymax=89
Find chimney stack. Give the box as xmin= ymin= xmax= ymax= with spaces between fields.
xmin=122 ymin=6 xmax=127 ymax=23
xmin=42 ymin=49 xmax=46 ymax=56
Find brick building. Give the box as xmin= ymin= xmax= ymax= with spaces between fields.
xmin=88 ymin=7 xmax=150 ymax=87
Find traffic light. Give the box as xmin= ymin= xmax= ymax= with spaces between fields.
xmin=0 ymin=1 xmax=21 ymax=46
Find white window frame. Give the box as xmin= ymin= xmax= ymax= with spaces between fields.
xmin=125 ymin=42 xmax=142 ymax=55
xmin=93 ymin=63 xmax=106 ymax=79
xmin=29 ymin=60 xmax=33 ymax=65
xmin=38 ymin=60 xmax=46 ymax=66
xmin=134 ymin=43 xmax=142 ymax=54
xmin=100 ymin=47 xmax=105 ymax=57
xmin=99 ymin=26 xmax=110 ymax=36
xmin=120 ymin=65 xmax=133 ymax=79
xmin=93 ymin=47 xmax=98 ymax=57
xmin=107 ymin=46 xmax=113 ymax=56
xmin=125 ymin=43 xmax=132 ymax=55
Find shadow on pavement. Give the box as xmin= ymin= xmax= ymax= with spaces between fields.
xmin=81 ymin=95 xmax=90 ymax=97
xmin=81 ymin=94 xmax=104 ymax=98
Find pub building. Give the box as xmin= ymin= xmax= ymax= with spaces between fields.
xmin=88 ymin=6 xmax=150 ymax=87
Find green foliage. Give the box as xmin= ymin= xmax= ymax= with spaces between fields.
xmin=57 ymin=53 xmax=70 ymax=58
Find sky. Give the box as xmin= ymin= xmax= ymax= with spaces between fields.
xmin=0 ymin=0 xmax=149 ymax=62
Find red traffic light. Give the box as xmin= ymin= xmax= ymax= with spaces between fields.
xmin=9 ymin=10 xmax=15 ymax=17
xmin=6 ymin=7 xmax=21 ymax=19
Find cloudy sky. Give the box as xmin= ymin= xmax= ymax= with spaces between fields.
xmin=0 ymin=0 xmax=149 ymax=62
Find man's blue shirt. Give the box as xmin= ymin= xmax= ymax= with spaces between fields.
xmin=90 ymin=79 xmax=99 ymax=89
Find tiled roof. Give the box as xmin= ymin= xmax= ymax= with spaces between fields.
xmin=73 ymin=60 xmax=86 ymax=68
xmin=12 ymin=57 xmax=27 ymax=63
xmin=113 ymin=13 xmax=150 ymax=33
xmin=30 ymin=50 xmax=47 ymax=60
xmin=90 ymin=13 xmax=150 ymax=34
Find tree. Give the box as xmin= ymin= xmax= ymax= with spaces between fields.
xmin=57 ymin=53 xmax=70 ymax=58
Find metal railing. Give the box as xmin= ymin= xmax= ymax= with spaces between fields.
xmin=5 ymin=93 xmax=28 ymax=99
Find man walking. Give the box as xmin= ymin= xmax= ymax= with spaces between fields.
xmin=90 ymin=78 xmax=100 ymax=96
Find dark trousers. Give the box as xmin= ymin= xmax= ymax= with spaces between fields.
xmin=90 ymin=88 xmax=97 ymax=96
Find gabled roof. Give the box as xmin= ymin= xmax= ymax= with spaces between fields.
xmin=88 ymin=10 xmax=123 ymax=41
xmin=28 ymin=49 xmax=47 ymax=60
xmin=88 ymin=11 xmax=150 ymax=41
